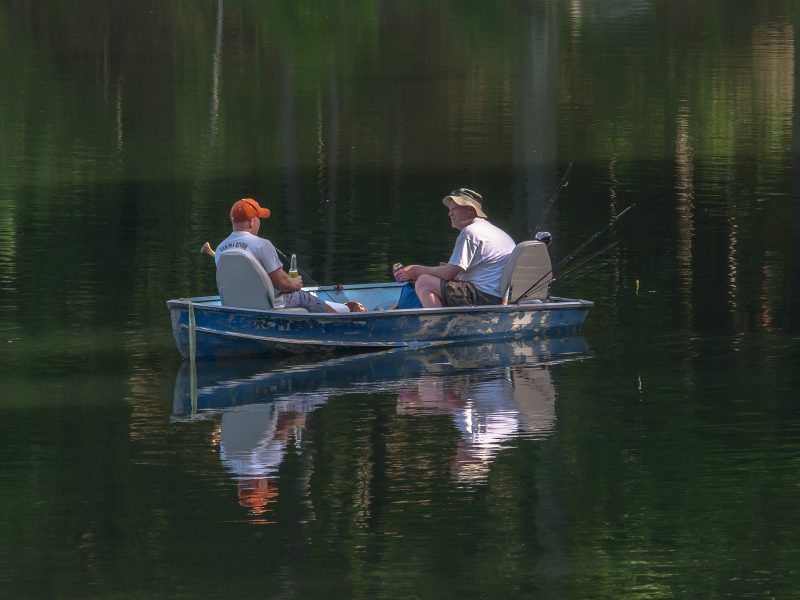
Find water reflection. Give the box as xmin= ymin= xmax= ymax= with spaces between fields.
xmin=673 ymin=104 xmax=694 ymax=331
xmin=511 ymin=1 xmax=559 ymax=247
xmin=324 ymin=67 xmax=339 ymax=284
xmin=279 ymin=52 xmax=302 ymax=240
xmin=173 ymin=335 xmax=588 ymax=413
xmin=217 ymin=395 xmax=324 ymax=521
xmin=397 ymin=366 xmax=556 ymax=485
xmin=210 ymin=0 xmax=223 ymax=144
xmin=173 ymin=336 xmax=589 ymax=518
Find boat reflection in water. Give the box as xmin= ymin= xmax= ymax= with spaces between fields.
xmin=173 ymin=335 xmax=589 ymax=516
xmin=396 ymin=363 xmax=562 ymax=484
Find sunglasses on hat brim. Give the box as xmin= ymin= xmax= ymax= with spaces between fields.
xmin=450 ymin=189 xmax=482 ymax=202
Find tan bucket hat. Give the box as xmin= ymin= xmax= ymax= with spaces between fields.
xmin=443 ymin=188 xmax=487 ymax=218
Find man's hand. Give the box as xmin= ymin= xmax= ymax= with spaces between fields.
xmin=398 ymin=265 xmax=421 ymax=282
xmin=269 ymin=268 xmax=304 ymax=293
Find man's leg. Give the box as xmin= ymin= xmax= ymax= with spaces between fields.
xmin=286 ymin=291 xmax=365 ymax=313
xmin=324 ymin=301 xmax=366 ymax=313
xmin=415 ymin=274 xmax=444 ymax=308
xmin=285 ymin=290 xmax=331 ymax=313
xmin=437 ymin=280 xmax=501 ymax=307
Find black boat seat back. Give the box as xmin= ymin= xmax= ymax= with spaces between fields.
xmin=499 ymin=241 xmax=552 ymax=303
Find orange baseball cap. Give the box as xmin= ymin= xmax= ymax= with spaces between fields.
xmin=230 ymin=198 xmax=271 ymax=222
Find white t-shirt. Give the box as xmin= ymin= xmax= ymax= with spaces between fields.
xmin=448 ymin=218 xmax=516 ymax=297
xmin=215 ymin=231 xmax=287 ymax=308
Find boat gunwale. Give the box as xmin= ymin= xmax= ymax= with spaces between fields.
xmin=166 ymin=295 xmax=593 ymax=319
xmin=167 ymin=280 xmax=592 ymax=318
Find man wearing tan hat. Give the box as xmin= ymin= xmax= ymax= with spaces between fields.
xmin=216 ymin=199 xmax=364 ymax=313
xmin=397 ymin=188 xmax=516 ymax=307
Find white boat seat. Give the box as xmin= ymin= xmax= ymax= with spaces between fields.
xmin=499 ymin=241 xmax=552 ymax=303
xmin=216 ymin=249 xmax=309 ymax=313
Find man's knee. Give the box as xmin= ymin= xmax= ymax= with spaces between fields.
xmin=416 ymin=274 xmax=441 ymax=294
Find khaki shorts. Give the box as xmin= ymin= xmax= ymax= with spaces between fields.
xmin=440 ymin=280 xmax=502 ymax=307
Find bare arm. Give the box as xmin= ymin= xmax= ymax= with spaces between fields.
xmin=398 ymin=263 xmax=463 ymax=282
xmin=268 ymin=267 xmax=303 ymax=293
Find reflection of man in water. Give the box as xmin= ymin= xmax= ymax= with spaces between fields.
xmin=233 ymin=411 xmax=307 ymax=518
xmin=218 ymin=395 xmax=326 ymax=517
xmin=397 ymin=367 xmax=555 ymax=484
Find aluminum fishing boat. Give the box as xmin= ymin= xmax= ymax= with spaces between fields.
xmin=167 ymin=240 xmax=593 ymax=359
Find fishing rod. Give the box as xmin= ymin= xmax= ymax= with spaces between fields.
xmin=514 ymin=203 xmax=635 ymax=303
xmin=550 ymin=262 xmax=611 ymax=289
xmin=533 ymin=162 xmax=573 ymax=236
xmin=552 ymin=241 xmax=617 ymax=282
xmin=539 ymin=241 xmax=617 ymax=293
xmin=553 ymin=204 xmax=634 ymax=274
xmin=524 ymin=241 xmax=618 ymax=298
xmin=272 ymin=246 xmax=338 ymax=302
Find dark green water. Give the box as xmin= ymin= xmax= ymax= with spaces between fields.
xmin=2 ymin=1 xmax=800 ymax=598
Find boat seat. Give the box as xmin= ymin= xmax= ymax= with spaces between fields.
xmin=216 ymin=249 xmax=309 ymax=313
xmin=499 ymin=241 xmax=552 ymax=303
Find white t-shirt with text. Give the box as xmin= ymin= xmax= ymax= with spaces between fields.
xmin=448 ymin=218 xmax=516 ymax=297
xmin=215 ymin=231 xmax=287 ymax=308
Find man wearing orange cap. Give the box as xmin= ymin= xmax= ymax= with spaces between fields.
xmin=216 ymin=199 xmax=358 ymax=313
xmin=397 ymin=189 xmax=515 ymax=308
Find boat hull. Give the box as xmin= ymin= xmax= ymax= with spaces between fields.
xmin=167 ymin=283 xmax=592 ymax=360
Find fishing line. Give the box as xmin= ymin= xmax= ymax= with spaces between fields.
xmin=549 ymin=262 xmax=611 ymax=289
xmin=273 ymin=245 xmax=338 ymax=302
xmin=533 ymin=162 xmax=573 ymax=236
xmin=553 ymin=241 xmax=617 ymax=281
xmin=525 ymin=242 xmax=618 ymax=298
xmin=514 ymin=203 xmax=635 ymax=303
xmin=552 ymin=204 xmax=634 ymax=274
xmin=524 ymin=244 xmax=616 ymax=298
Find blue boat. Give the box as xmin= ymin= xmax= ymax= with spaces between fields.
xmin=167 ymin=282 xmax=592 ymax=360
xmin=167 ymin=239 xmax=593 ymax=359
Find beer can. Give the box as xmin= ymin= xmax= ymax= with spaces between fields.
xmin=392 ymin=263 xmax=404 ymax=283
